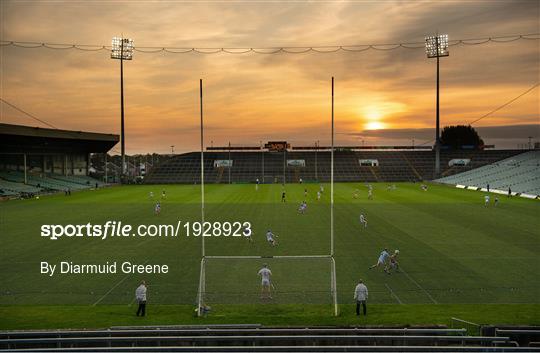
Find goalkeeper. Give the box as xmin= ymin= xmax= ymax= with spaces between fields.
xmin=258 ymin=264 xmax=273 ymax=299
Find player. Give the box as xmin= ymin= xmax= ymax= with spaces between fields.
xmin=369 ymin=248 xmax=390 ymax=271
xmin=298 ymin=201 xmax=307 ymax=214
xmin=161 ymin=190 xmax=166 ymax=199
xmin=317 ymin=190 xmax=321 ymax=201
xmin=359 ymin=213 xmax=368 ymax=228
xmin=421 ymin=184 xmax=428 ymax=191
xmin=304 ymin=188 xmax=308 ymax=198
xmin=494 ymin=196 xmax=499 ymax=207
xmin=258 ymin=264 xmax=273 ymax=299
xmin=244 ymin=225 xmax=253 ymax=243
xmin=149 ymin=191 xmax=154 ymax=199
xmin=266 ymin=229 xmax=278 ymax=246
xmin=386 ymin=250 xmax=400 ymax=274
xmin=281 ymin=190 xmax=286 ymax=202
xmin=368 ymin=189 xmax=373 ymax=200
xmin=353 ymin=189 xmax=359 ymax=199
xmin=484 ymin=194 xmax=490 ymax=207
xmin=255 ymin=178 xmax=260 ymax=191
xmin=154 ymin=201 xmax=161 ymax=215
xmin=320 ymin=185 xmax=324 ymax=193
xmin=299 ymin=178 xmax=303 ymax=184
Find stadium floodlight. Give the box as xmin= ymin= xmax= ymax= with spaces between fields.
xmin=425 ymin=33 xmax=449 ymax=177
xmin=111 ymin=36 xmax=134 ymax=181
xmin=111 ymin=37 xmax=134 ymax=60
xmin=425 ymin=34 xmax=449 ymax=58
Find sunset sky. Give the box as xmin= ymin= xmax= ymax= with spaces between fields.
xmin=1 ymin=0 xmax=538 ymax=153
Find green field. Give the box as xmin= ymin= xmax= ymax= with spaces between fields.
xmin=1 ymin=182 xmax=539 ymax=329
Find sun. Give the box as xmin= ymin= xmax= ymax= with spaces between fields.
xmin=363 ymin=106 xmax=386 ymax=130
xmin=365 ymin=121 xmax=386 ymax=130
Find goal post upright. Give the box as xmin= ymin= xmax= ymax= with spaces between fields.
xmin=330 ymin=76 xmax=339 ymax=316
xmin=197 ymin=78 xmax=206 ymax=317
xmin=200 ymin=78 xmax=205 ymax=259
xmin=330 ymin=76 xmax=334 ymax=258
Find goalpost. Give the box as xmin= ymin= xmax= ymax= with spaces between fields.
xmin=196 ymin=78 xmax=338 ymax=316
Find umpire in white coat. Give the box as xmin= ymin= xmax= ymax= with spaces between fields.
xmin=354 ymin=279 xmax=368 ymax=316
xmin=135 ymin=281 xmax=147 ymax=317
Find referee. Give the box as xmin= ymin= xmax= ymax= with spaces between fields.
xmin=135 ymin=281 xmax=147 ymax=317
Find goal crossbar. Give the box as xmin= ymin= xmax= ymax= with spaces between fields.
xmin=204 ymin=255 xmax=332 ymax=259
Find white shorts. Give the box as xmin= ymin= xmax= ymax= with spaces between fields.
xmin=261 ymin=279 xmax=270 ymax=286
xmin=377 ymin=258 xmax=385 ymax=265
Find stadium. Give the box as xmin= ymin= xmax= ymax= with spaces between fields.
xmin=1 ymin=1 xmax=540 ymax=352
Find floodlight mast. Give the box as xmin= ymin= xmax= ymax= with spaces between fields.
xmin=111 ymin=37 xmax=133 ymax=181
xmin=425 ymin=34 xmax=449 ymax=178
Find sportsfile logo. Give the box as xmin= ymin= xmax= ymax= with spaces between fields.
xmin=40 ymin=221 xmax=253 ymax=240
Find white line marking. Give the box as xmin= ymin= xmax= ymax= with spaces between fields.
xmin=401 ymin=267 xmax=438 ymax=304
xmin=385 ymin=283 xmax=403 ymax=304
xmin=93 ymin=260 xmax=149 ymax=306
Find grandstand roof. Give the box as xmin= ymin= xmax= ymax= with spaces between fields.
xmin=0 ymin=123 xmax=119 ymax=154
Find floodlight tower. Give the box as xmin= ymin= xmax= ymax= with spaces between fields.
xmin=425 ymin=34 xmax=449 ymax=177
xmin=111 ymin=36 xmax=134 ymax=181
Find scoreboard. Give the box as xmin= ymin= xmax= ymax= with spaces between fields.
xmin=265 ymin=141 xmax=290 ymax=152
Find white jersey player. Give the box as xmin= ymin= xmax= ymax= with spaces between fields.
xmin=298 ymin=201 xmax=307 ymax=214
xmin=258 ymin=264 xmax=273 ymax=299
xmin=320 ymin=185 xmax=324 ymax=193
xmin=370 ymin=248 xmax=390 ymax=271
xmin=317 ymin=191 xmax=321 ymax=201
xmin=244 ymin=225 xmax=253 ymax=243
xmin=154 ymin=201 xmax=161 ymax=215
xmin=266 ymin=230 xmax=278 ymax=246
xmin=484 ymin=195 xmax=490 ymax=207
xmin=368 ymin=189 xmax=373 ymax=200
xmin=385 ymin=250 xmax=400 ymax=274
xmin=359 ymin=214 xmax=368 ymax=228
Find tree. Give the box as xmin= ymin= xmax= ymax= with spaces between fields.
xmin=440 ymin=125 xmax=484 ymax=149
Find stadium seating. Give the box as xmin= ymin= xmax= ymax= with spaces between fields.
xmin=144 ymin=150 xmax=523 ymax=184
xmin=436 ymin=150 xmax=540 ymax=196
xmin=0 ymin=170 xmax=106 ymax=198
xmin=3 ymin=325 xmax=539 ymax=352
xmin=0 ymin=179 xmax=42 ymax=197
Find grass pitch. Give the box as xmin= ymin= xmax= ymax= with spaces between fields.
xmin=1 ymin=182 xmax=539 ymax=329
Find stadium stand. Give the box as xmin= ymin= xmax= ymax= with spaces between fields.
xmin=0 ymin=123 xmax=117 ymax=198
xmin=2 ymin=325 xmax=539 ymax=352
xmin=145 ymin=149 xmax=523 ymax=184
xmin=436 ymin=150 xmax=540 ymax=197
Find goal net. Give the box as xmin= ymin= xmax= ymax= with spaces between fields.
xmin=199 ymin=256 xmax=336 ymax=306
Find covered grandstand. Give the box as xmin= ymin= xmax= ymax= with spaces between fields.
xmin=0 ymin=123 xmax=119 ymax=198
xmin=437 ymin=150 xmax=540 ymax=198
xmin=144 ymin=143 xmax=524 ymax=184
